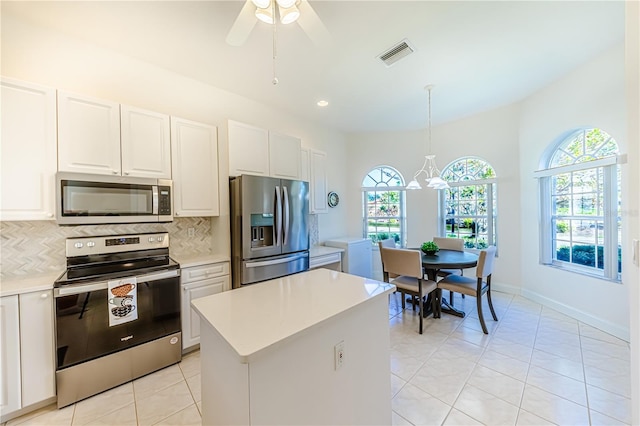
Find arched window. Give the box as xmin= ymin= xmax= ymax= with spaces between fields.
xmin=439 ymin=157 xmax=497 ymax=250
xmin=362 ymin=166 xmax=406 ymax=246
xmin=535 ymin=128 xmax=621 ymax=280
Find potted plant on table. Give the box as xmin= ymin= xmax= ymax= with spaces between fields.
xmin=421 ymin=241 xmax=439 ymax=255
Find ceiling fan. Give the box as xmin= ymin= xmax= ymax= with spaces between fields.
xmin=226 ymin=0 xmax=330 ymax=47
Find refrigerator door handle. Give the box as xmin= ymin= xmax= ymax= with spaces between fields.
xmin=282 ymin=185 xmax=290 ymax=245
xmin=275 ymin=185 xmax=282 ymax=247
xmin=245 ymin=254 xmax=308 ymax=268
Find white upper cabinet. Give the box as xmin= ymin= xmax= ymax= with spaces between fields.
xmin=120 ymin=105 xmax=171 ymax=179
xmin=309 ymin=149 xmax=328 ymax=214
xmin=171 ymin=117 xmax=220 ymax=217
xmin=300 ymin=147 xmax=310 ymax=182
xmin=269 ymin=131 xmax=301 ymax=180
xmin=1 ymin=78 xmax=57 ymax=221
xmin=58 ymin=91 xmax=171 ymax=178
xmin=228 ymin=120 xmax=301 ymax=179
xmin=57 ymin=91 xmax=121 ymax=176
xmin=228 ymin=120 xmax=270 ymax=177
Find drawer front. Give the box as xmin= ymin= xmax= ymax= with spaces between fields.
xmin=181 ymin=262 xmax=230 ymax=284
xmin=309 ymin=253 xmax=341 ymax=269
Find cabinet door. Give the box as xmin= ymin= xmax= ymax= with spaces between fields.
xmin=228 ymin=120 xmax=270 ymax=177
xmin=19 ymin=291 xmax=55 ymax=407
xmin=300 ymin=147 xmax=310 ymax=182
xmin=1 ymin=78 xmax=57 ymax=221
xmin=310 ymin=149 xmax=328 ymax=214
xmin=121 ymin=105 xmax=171 ymax=179
xmin=171 ymin=117 xmax=219 ymax=217
xmin=0 ymin=296 xmax=21 ymax=415
xmin=57 ymin=91 xmax=121 ymax=176
xmin=269 ymin=131 xmax=301 ymax=180
xmin=181 ymin=276 xmax=229 ymax=350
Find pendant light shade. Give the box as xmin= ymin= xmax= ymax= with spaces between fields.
xmin=407 ymin=86 xmax=449 ymax=191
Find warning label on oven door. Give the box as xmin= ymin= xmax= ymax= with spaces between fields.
xmin=108 ymin=277 xmax=138 ymax=326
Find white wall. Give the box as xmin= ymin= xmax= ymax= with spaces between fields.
xmin=0 ymin=14 xmax=350 ymax=251
xmin=624 ymin=1 xmax=640 ymax=422
xmin=346 ymin=103 xmax=522 ymax=292
xmin=519 ymin=44 xmax=629 ymax=339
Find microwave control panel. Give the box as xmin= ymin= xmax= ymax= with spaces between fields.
xmin=158 ymin=186 xmax=172 ymax=215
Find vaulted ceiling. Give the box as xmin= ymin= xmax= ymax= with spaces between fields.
xmin=2 ymin=1 xmax=625 ymax=133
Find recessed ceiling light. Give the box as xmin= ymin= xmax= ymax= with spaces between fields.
xmin=317 ymin=100 xmax=329 ymax=107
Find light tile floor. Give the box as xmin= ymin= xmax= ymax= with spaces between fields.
xmin=4 ymin=291 xmax=632 ymax=426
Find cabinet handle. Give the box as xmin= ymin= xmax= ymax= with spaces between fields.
xmin=175 ymin=212 xmax=180 ymax=216
xmin=41 ymin=293 xmax=48 ymax=299
xmin=112 ymin=171 xmax=118 ymax=175
xmin=124 ymin=172 xmax=129 ymax=175
xmin=46 ymin=213 xmax=53 ymax=218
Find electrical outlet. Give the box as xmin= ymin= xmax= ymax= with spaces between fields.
xmin=188 ymin=228 xmax=195 ymax=237
xmin=334 ymin=341 xmax=344 ymax=370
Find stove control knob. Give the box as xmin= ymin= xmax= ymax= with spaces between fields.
xmin=87 ymin=241 xmax=95 ymax=248
xmin=157 ymin=236 xmax=164 ymax=242
xmin=74 ymin=242 xmax=84 ymax=249
xmin=148 ymin=237 xmax=155 ymax=243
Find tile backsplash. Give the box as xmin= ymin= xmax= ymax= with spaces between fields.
xmin=0 ymin=217 xmax=213 ymax=280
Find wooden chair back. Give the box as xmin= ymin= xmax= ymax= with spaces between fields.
xmin=380 ymin=247 xmax=423 ymax=279
xmin=476 ymin=246 xmax=497 ymax=278
xmin=433 ymin=237 xmax=464 ymax=251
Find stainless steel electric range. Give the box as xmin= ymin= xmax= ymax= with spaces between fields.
xmin=53 ymin=232 xmax=181 ymax=408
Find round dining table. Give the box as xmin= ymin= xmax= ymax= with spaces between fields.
xmin=419 ymin=249 xmax=479 ymax=318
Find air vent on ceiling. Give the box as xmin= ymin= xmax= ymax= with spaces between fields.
xmin=377 ymin=39 xmax=415 ymax=67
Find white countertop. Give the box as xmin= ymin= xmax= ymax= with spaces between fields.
xmin=309 ymin=245 xmax=344 ymax=257
xmin=170 ymin=253 xmax=230 ymax=269
xmin=1 ymin=271 xmax=62 ymax=297
xmin=191 ymin=268 xmax=395 ymax=363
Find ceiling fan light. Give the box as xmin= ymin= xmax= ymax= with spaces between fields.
xmin=255 ymin=6 xmax=274 ymax=24
xmin=251 ymin=0 xmax=271 ymax=9
xmin=279 ymin=4 xmax=300 ymax=24
xmin=275 ymin=0 xmax=296 ymax=8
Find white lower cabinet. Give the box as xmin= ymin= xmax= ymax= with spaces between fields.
xmin=0 ymin=296 xmax=21 ymax=417
xmin=180 ymin=262 xmax=230 ymax=350
xmin=0 ymin=290 xmax=55 ymax=422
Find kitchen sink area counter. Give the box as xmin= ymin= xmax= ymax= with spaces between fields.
xmin=191 ymin=268 xmax=395 ymax=425
xmin=309 ymin=245 xmax=344 ymax=271
xmin=0 ymin=271 xmax=61 ymax=297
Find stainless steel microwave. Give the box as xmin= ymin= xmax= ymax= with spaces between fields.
xmin=56 ymin=172 xmax=173 ymax=225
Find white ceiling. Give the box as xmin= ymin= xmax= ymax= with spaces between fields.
xmin=3 ymin=1 xmax=625 ymax=133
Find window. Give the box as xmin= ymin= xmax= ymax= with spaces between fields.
xmin=362 ymin=166 xmax=406 ymax=246
xmin=438 ymin=157 xmax=497 ymax=250
xmin=536 ymin=128 xmax=621 ymax=280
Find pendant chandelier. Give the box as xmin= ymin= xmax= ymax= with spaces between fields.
xmin=406 ymin=85 xmax=450 ymax=190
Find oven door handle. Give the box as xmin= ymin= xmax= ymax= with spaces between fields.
xmin=54 ymin=269 xmax=180 ymax=297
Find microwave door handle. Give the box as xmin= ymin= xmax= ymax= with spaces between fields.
xmin=275 ymin=185 xmax=282 ymax=247
xmin=282 ymin=186 xmax=290 ymax=245
xmin=152 ymin=185 xmax=159 ymax=215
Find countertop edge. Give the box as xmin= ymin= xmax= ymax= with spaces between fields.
xmin=1 ymin=271 xmax=61 ymax=297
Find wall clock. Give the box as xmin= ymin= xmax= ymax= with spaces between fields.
xmin=327 ymin=191 xmax=340 ymax=208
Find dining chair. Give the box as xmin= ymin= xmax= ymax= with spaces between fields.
xmin=381 ymin=247 xmax=438 ymax=334
xmin=433 ymin=237 xmax=465 ymax=304
xmin=436 ymin=246 xmax=497 ymax=334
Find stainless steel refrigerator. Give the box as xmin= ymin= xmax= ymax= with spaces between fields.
xmin=230 ymin=175 xmax=310 ymax=288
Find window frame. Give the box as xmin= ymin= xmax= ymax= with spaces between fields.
xmin=536 ymin=128 xmax=621 ymax=282
xmin=437 ymin=157 xmax=497 ymax=252
xmin=361 ymin=165 xmax=407 ymax=247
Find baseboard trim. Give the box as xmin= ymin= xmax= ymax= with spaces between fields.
xmin=521 ymin=288 xmax=630 ymax=342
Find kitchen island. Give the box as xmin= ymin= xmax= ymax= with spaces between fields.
xmin=191 ymin=268 xmax=395 ymax=426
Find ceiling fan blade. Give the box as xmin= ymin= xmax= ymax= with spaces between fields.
xmin=225 ymin=0 xmax=258 ymax=46
xmin=296 ymin=0 xmax=331 ymax=47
